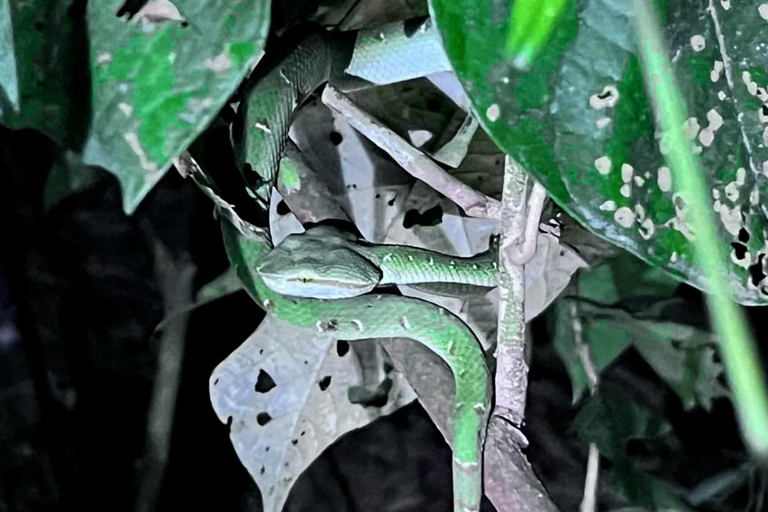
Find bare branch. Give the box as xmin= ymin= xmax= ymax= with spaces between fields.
xmin=506 ymin=182 xmax=547 ymax=265
xmin=321 ymin=85 xmax=501 ymax=220
xmin=494 ymin=156 xmax=530 ymax=424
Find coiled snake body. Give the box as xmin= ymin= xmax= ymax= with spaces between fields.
xmin=223 ymin=20 xmax=492 ymax=512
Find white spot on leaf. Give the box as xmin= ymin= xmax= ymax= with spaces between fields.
xmin=599 ymin=200 xmax=617 ymax=212
xmin=759 ymin=3 xmax=768 ymax=20
xmin=737 ymin=167 xmax=747 ymax=185
xmin=589 ymin=85 xmax=619 ymax=110
xmin=699 ymin=108 xmax=723 ymax=147
xmin=620 ymin=184 xmax=632 ymax=198
xmin=595 ymin=156 xmax=612 ymax=175
xmin=124 ymin=132 xmax=158 ymax=173
xmin=639 ymin=218 xmax=655 ymax=240
xmin=614 ymin=207 xmax=635 ymax=228
xmin=657 ymin=167 xmax=672 ymax=192
xmin=118 ymin=103 xmax=133 ymax=116
xmin=711 ymin=61 xmax=724 ymax=82
xmin=621 ymin=163 xmax=634 ymax=183
xmin=691 ymin=35 xmax=706 ymax=52
xmin=205 ymin=53 xmax=232 ymax=72
xmin=683 ymin=117 xmax=701 ymax=140
xmin=634 ymin=204 xmax=646 ymax=221
xmin=732 ymin=249 xmax=752 ymax=268
xmin=713 ymin=201 xmax=743 ymax=235
xmin=486 ymin=104 xmax=500 ymax=122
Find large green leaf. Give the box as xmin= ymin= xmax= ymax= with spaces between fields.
xmin=0 ymin=0 xmax=90 ymax=146
xmin=430 ymin=0 xmax=768 ymax=304
xmin=84 ymin=0 xmax=269 ymax=213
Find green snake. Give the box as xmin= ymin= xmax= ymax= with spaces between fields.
xmin=220 ymin=18 xmax=493 ymax=512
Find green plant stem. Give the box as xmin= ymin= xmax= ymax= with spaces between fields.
xmin=632 ymin=0 xmax=768 ymax=455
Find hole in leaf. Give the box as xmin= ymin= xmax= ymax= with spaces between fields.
xmin=749 ymin=255 xmax=766 ymax=286
xmin=329 ymin=131 xmax=343 ymax=145
xmin=597 ymin=90 xmax=614 ymax=100
xmin=387 ymin=195 xmax=397 ymax=207
xmin=300 ymin=431 xmax=306 ymax=436
xmin=255 ymin=370 xmax=277 ymax=393
xmin=116 ymin=0 xmax=146 ymax=18
xmin=738 ymin=228 xmax=750 ymax=243
xmin=260 ymin=465 xmax=265 ymax=475
xmin=348 ymin=378 xmax=393 ymax=407
xmin=318 ymin=376 xmax=332 ymax=391
xmin=337 ymin=340 xmax=350 ymax=357
xmin=257 ymin=412 xmax=272 ymax=426
xmin=402 ymin=205 xmax=443 ymax=229
xmin=403 ymin=16 xmax=428 ymax=37
xmin=276 ymin=200 xmax=290 ymax=216
xmin=226 ymin=415 xmax=233 ymax=432
xmin=213 ymin=378 xmax=219 ymax=386
xmin=291 ymin=439 xmax=298 ymax=446
xmin=731 ymin=242 xmax=748 ymax=260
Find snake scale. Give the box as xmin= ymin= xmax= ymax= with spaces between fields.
xmin=222 ymin=19 xmax=493 ymax=512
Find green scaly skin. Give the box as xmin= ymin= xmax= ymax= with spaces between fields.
xmin=257 ymin=225 xmax=498 ymax=299
xmin=231 ymin=20 xmax=492 ymax=512
xmin=223 ymin=221 xmax=491 ymax=511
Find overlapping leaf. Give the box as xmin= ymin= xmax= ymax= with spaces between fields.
xmin=429 ymin=0 xmax=768 ymax=304
xmin=85 ymin=0 xmax=269 ymax=213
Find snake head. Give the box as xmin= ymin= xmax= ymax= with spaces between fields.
xmin=256 ymin=236 xmax=382 ymax=299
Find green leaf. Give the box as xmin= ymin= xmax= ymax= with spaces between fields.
xmin=84 ymin=0 xmax=269 ymax=213
xmin=573 ymin=391 xmax=670 ymax=461
xmin=574 ymin=392 xmax=697 ymax=510
xmin=551 ymin=299 xmax=632 ymax=404
xmin=429 ymin=0 xmax=768 ymax=304
xmin=195 ymin=265 xmax=243 ymax=304
xmin=0 ymin=0 xmax=90 ymax=146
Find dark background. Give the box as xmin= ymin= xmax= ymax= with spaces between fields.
xmin=0 ymin=127 xmax=762 ymax=512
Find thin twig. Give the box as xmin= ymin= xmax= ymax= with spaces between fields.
xmin=494 ymin=156 xmax=530 ymax=425
xmin=507 ymin=182 xmax=546 ymax=265
xmin=570 ymin=300 xmax=600 ymax=512
xmin=133 ymin=225 xmax=196 ymax=512
xmin=321 ymin=85 xmax=501 ymax=220
xmin=485 ymin=156 xmax=560 ymax=512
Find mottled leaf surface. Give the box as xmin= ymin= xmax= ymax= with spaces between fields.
xmin=85 ymin=0 xmax=269 ymax=213
xmin=0 ymin=0 xmax=90 ymax=145
xmin=209 ymin=317 xmax=415 ymax=512
xmin=430 ymin=0 xmax=768 ymax=304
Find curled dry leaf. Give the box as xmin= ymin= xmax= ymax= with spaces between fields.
xmin=209 ymin=317 xmax=416 ymax=512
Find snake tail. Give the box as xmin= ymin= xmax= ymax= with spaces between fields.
xmin=222 ymin=219 xmax=491 ymax=512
